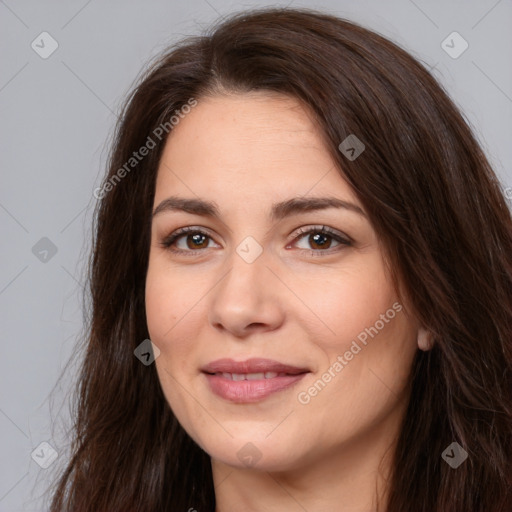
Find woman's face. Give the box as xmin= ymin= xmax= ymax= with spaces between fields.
xmin=145 ymin=91 xmax=419 ymax=472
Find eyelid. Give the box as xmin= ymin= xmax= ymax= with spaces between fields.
xmin=288 ymin=225 xmax=352 ymax=246
xmin=159 ymin=224 xmax=352 ymax=256
xmin=159 ymin=226 xmax=219 ymax=250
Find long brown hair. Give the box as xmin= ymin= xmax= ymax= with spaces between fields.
xmin=48 ymin=7 xmax=512 ymax=511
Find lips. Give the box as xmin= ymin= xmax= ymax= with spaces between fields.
xmin=201 ymin=358 xmax=310 ymax=403
xmin=201 ymin=357 xmax=309 ymax=375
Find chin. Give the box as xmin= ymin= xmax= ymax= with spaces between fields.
xmin=204 ymin=436 xmax=307 ymax=472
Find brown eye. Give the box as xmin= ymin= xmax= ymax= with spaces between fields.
xmin=160 ymin=227 xmax=217 ymax=255
xmin=183 ymin=232 xmax=209 ymax=249
xmin=291 ymin=226 xmax=351 ymax=256
xmin=161 ymin=225 xmax=351 ymax=257
xmin=307 ymin=232 xmax=333 ymax=250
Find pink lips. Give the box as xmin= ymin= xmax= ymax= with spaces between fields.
xmin=201 ymin=358 xmax=310 ymax=403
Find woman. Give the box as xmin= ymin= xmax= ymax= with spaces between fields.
xmin=49 ymin=6 xmax=512 ymax=511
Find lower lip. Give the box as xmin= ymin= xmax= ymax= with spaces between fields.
xmin=203 ymin=372 xmax=308 ymax=403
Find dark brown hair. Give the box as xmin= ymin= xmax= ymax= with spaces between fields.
xmin=48 ymin=6 xmax=512 ymax=511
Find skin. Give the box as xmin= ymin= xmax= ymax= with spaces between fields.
xmin=145 ymin=91 xmax=421 ymax=512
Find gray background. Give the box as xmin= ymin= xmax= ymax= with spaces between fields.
xmin=1 ymin=0 xmax=511 ymax=510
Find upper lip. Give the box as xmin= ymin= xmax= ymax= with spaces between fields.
xmin=201 ymin=358 xmax=310 ymax=375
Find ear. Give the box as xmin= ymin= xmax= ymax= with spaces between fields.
xmin=417 ymin=327 xmax=434 ymax=351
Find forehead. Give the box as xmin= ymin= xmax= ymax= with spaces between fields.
xmin=154 ymin=92 xmax=357 ymax=206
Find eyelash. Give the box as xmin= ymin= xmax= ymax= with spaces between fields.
xmin=159 ymin=225 xmax=352 ymax=258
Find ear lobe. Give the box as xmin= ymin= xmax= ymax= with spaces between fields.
xmin=417 ymin=327 xmax=434 ymax=351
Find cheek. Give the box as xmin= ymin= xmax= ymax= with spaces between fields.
xmin=297 ymin=254 xmax=397 ymax=352
xmin=145 ymin=275 xmax=174 ymax=343
xmin=145 ymin=257 xmax=209 ymax=377
xmin=144 ymin=257 xmax=195 ymax=343
xmin=298 ymin=263 xmax=415 ymax=432
xmin=145 ymin=262 xmax=200 ymax=425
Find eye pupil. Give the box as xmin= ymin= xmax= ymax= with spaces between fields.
xmin=187 ymin=233 xmax=208 ymax=249
xmin=310 ymin=232 xmax=331 ymax=249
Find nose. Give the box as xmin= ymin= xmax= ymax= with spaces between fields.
xmin=208 ymin=249 xmax=285 ymax=338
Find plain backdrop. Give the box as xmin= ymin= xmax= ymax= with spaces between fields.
xmin=1 ymin=0 xmax=511 ymax=510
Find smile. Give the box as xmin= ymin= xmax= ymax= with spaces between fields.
xmin=212 ymin=372 xmax=291 ymax=380
xmin=203 ymin=372 xmax=308 ymax=403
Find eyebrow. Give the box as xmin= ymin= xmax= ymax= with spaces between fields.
xmin=152 ymin=195 xmax=367 ymax=221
